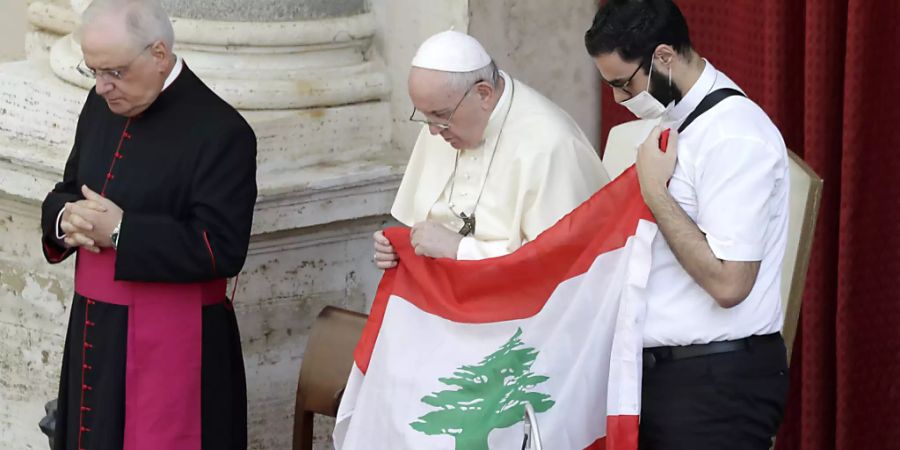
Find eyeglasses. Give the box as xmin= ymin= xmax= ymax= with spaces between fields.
xmin=76 ymin=44 xmax=153 ymax=81
xmin=408 ymin=80 xmax=482 ymax=131
xmin=602 ymin=62 xmax=645 ymax=93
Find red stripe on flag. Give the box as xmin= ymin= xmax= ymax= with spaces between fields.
xmin=354 ymin=267 xmax=397 ymax=374
xmin=606 ymin=415 xmax=640 ymax=450
xmin=577 ymin=415 xmax=640 ymax=450
xmin=354 ymin=167 xmax=652 ymax=372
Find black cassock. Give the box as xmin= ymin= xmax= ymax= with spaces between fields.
xmin=40 ymin=64 xmax=256 ymax=450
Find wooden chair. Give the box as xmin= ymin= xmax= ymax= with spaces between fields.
xmin=778 ymin=153 xmax=823 ymax=359
xmin=291 ymin=306 xmax=368 ymax=450
xmin=602 ymin=120 xmax=823 ymax=361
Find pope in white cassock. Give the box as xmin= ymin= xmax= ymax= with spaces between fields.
xmin=374 ymin=30 xmax=610 ymax=265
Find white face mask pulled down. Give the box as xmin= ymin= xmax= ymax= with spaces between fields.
xmin=619 ymin=57 xmax=671 ymax=120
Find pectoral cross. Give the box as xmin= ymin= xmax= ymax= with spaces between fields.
xmin=458 ymin=213 xmax=476 ymax=237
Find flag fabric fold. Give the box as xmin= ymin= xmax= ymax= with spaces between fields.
xmin=335 ymin=167 xmax=656 ymax=450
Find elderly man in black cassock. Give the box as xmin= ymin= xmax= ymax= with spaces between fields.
xmin=39 ymin=0 xmax=256 ymax=449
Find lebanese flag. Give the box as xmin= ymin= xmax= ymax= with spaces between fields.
xmin=334 ymin=167 xmax=656 ymax=450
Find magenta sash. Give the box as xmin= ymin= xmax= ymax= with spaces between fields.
xmin=75 ymin=249 xmax=225 ymax=450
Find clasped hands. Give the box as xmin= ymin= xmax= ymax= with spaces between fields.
xmin=60 ymin=185 xmax=124 ymax=253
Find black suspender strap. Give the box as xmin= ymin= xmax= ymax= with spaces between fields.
xmin=677 ymin=88 xmax=745 ymax=133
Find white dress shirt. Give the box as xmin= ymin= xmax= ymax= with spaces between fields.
xmin=642 ymin=61 xmax=790 ymax=347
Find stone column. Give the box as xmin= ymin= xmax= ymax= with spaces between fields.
xmin=0 ymin=1 xmax=404 ymax=448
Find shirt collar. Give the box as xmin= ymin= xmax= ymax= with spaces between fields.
xmin=480 ymin=70 xmax=514 ymax=146
xmin=665 ymin=59 xmax=717 ymax=124
xmin=162 ymin=55 xmax=183 ymax=91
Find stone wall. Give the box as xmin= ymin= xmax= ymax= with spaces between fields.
xmin=163 ymin=0 xmax=366 ymax=21
xmin=0 ymin=0 xmax=27 ymax=62
xmin=469 ymin=0 xmax=602 ymax=148
xmin=368 ymin=0 xmax=470 ymax=152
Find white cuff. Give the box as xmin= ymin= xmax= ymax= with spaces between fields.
xmin=704 ymin=232 xmax=764 ymax=262
xmin=55 ymin=206 xmax=66 ymax=240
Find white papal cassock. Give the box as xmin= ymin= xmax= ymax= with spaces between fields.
xmin=391 ymin=71 xmax=610 ymax=260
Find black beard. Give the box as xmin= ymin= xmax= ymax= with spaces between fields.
xmin=648 ymin=67 xmax=683 ymax=106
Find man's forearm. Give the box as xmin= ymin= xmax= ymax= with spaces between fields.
xmin=643 ymin=184 xmax=759 ymax=308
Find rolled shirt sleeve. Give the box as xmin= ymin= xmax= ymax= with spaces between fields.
xmin=694 ymin=137 xmax=783 ymax=262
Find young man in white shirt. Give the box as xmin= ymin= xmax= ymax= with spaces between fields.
xmin=585 ymin=1 xmax=790 ymax=448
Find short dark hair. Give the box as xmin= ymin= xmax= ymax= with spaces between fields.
xmin=585 ymin=0 xmax=693 ymax=67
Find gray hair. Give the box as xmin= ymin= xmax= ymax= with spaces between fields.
xmin=80 ymin=0 xmax=175 ymax=50
xmin=444 ymin=61 xmax=500 ymax=94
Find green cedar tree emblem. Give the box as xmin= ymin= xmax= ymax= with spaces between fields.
xmin=409 ymin=328 xmax=554 ymax=449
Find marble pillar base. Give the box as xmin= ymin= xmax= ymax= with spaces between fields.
xmin=0 ymin=197 xmax=70 ymax=449
xmin=0 ymin=58 xmax=392 ymax=183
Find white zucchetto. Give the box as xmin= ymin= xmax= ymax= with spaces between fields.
xmin=411 ymin=30 xmax=492 ymax=72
